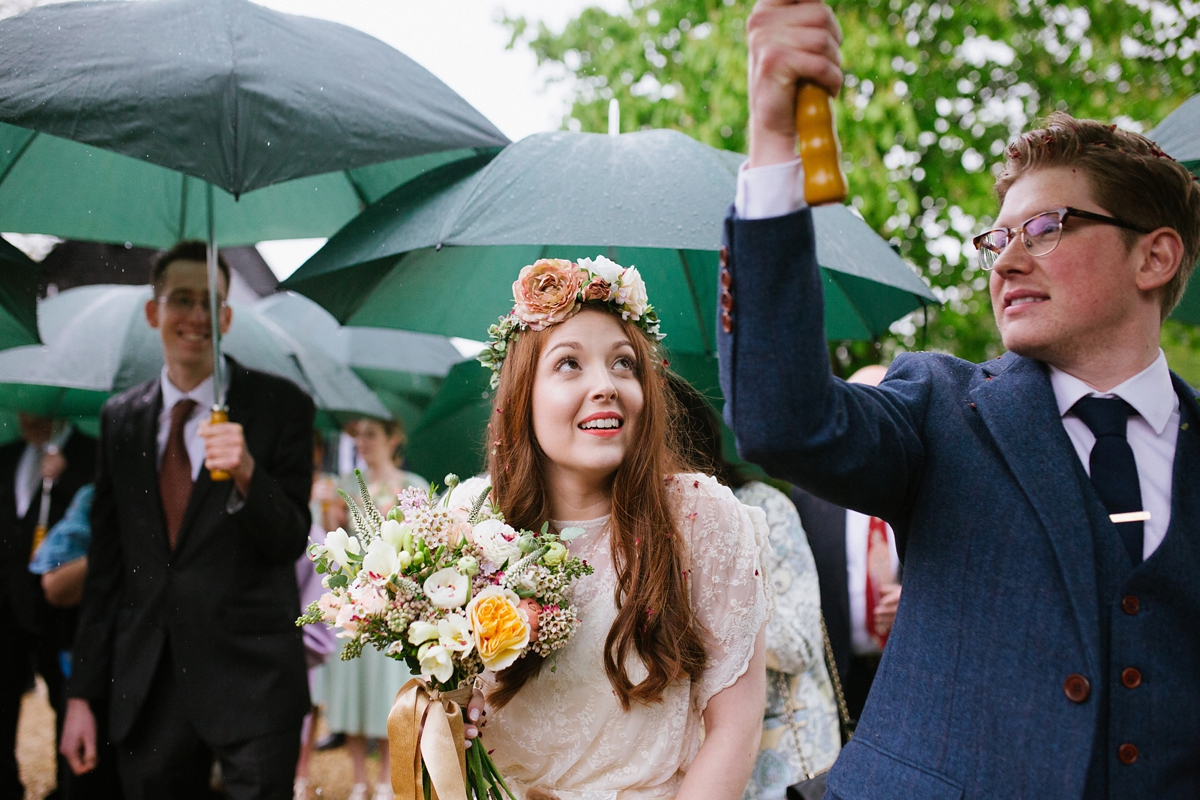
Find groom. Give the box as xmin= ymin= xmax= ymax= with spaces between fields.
xmin=719 ymin=2 xmax=1200 ymax=798
xmin=60 ymin=242 xmax=314 ymax=800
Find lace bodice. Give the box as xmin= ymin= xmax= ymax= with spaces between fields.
xmin=482 ymin=474 xmax=773 ymax=800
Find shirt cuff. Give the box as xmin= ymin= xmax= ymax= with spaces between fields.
xmin=734 ymin=159 xmax=808 ymax=220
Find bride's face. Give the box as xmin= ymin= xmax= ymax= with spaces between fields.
xmin=531 ymin=308 xmax=645 ymax=488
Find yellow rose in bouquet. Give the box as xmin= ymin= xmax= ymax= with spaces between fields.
xmin=467 ymin=586 xmax=530 ymax=671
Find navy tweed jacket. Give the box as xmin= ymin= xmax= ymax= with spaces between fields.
xmin=717 ymin=207 xmax=1200 ymax=800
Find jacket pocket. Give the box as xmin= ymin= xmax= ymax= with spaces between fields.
xmin=826 ymin=739 xmax=963 ymax=800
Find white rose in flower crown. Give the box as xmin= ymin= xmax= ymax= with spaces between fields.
xmin=469 ymin=519 xmax=523 ymax=570
xmin=438 ymin=613 xmax=474 ymax=654
xmin=615 ymin=266 xmax=649 ymax=321
xmin=424 ymin=567 xmax=470 ymax=609
xmin=418 ymin=642 xmax=455 ymax=683
xmin=324 ymin=527 xmax=362 ymax=572
xmin=578 ymin=255 xmax=623 ymax=285
xmin=362 ymin=539 xmax=401 ymax=582
xmin=407 ymin=619 xmax=440 ymax=646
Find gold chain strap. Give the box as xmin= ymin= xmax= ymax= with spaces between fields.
xmin=819 ymin=613 xmax=853 ymax=741
xmin=775 ymin=670 xmax=814 ymax=780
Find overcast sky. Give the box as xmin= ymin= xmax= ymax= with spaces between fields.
xmin=245 ymin=0 xmax=626 ymax=278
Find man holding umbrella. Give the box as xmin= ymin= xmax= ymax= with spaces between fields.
xmin=61 ymin=243 xmax=315 ymax=799
xmin=720 ymin=1 xmax=1200 ymax=797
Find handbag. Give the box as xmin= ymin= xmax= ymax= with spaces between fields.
xmin=784 ymin=614 xmax=853 ymax=800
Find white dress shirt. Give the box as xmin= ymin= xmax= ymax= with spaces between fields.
xmin=735 ymin=162 xmax=1181 ymax=559
xmin=158 ymin=363 xmax=225 ymax=481
xmin=845 ymin=510 xmax=900 ymax=656
xmin=1051 ymin=351 xmax=1178 ymax=560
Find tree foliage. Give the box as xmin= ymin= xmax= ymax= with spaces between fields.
xmin=506 ymin=0 xmax=1199 ymax=370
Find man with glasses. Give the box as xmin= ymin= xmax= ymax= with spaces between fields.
xmin=60 ymin=242 xmax=315 ymax=799
xmin=717 ymin=1 xmax=1200 ymax=797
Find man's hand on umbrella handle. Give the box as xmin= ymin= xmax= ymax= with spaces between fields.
xmin=41 ymin=447 xmax=66 ymax=483
xmin=198 ymin=420 xmax=255 ymax=496
xmin=746 ymin=0 xmax=844 ymax=168
xmin=60 ymin=697 xmax=98 ymax=775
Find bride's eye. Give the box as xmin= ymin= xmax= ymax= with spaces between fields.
xmin=554 ymin=356 xmax=580 ymax=373
xmin=612 ymin=355 xmax=636 ymax=372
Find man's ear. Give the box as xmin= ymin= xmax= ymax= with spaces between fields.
xmin=219 ymin=304 xmax=233 ymax=336
xmin=145 ymin=297 xmax=160 ymax=329
xmin=1135 ymin=227 xmax=1184 ymax=294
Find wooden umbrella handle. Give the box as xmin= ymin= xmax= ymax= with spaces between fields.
xmin=209 ymin=406 xmax=231 ymax=481
xmin=795 ymin=82 xmax=848 ymax=206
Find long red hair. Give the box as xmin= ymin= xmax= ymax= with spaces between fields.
xmin=486 ymin=308 xmax=708 ymax=710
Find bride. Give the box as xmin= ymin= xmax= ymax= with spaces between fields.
xmin=457 ymin=257 xmax=772 ymax=800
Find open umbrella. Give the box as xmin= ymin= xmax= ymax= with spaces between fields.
xmin=283 ymin=130 xmax=937 ymax=349
xmin=253 ymin=292 xmax=465 ymax=431
xmin=0 ymin=236 xmax=40 ymax=349
xmin=0 ymin=0 xmax=507 ymax=451
xmin=0 ymin=285 xmax=391 ymax=429
xmin=1149 ymin=94 xmax=1200 ymax=325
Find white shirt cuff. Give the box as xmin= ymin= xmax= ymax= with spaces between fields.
xmin=734 ymin=159 xmax=808 ymax=220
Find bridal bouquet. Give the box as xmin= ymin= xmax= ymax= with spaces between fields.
xmin=298 ymin=473 xmax=592 ymax=800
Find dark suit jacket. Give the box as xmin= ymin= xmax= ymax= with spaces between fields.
xmin=788 ymin=487 xmax=852 ymax=683
xmin=0 ymin=429 xmax=96 ymax=641
xmin=69 ymin=359 xmax=314 ymax=745
xmin=719 ymin=207 xmax=1199 ymax=800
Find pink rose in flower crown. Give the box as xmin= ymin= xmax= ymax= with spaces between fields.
xmin=512 ymin=259 xmax=585 ymax=330
xmin=581 ymin=276 xmax=614 ymax=303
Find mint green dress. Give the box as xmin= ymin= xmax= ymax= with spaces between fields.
xmin=320 ymin=470 xmax=427 ymax=738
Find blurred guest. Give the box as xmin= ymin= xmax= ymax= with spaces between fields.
xmin=60 ymin=242 xmax=314 ymax=800
xmin=789 ymin=366 xmax=901 ymax=722
xmin=669 ymin=376 xmax=840 ymax=799
xmin=323 ymin=418 xmax=424 ymax=800
xmin=28 ymin=484 xmax=124 ymax=799
xmin=0 ymin=414 xmax=95 ymax=800
xmin=293 ymin=433 xmax=337 ymax=800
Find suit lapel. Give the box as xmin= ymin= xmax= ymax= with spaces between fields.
xmin=1168 ymin=374 xmax=1199 ymax=549
xmin=172 ymin=360 xmax=254 ymax=555
xmin=133 ymin=381 xmax=172 ymax=562
xmin=970 ymin=355 xmax=1101 ymax=676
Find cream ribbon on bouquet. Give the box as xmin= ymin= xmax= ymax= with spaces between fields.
xmin=389 ymin=677 xmax=475 ymax=800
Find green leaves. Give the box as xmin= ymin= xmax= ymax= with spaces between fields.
xmin=507 ymin=0 xmax=1198 ymax=367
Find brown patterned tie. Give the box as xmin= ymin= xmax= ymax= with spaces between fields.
xmin=160 ymin=399 xmax=197 ymax=548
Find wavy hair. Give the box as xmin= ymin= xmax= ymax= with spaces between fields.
xmin=485 ymin=308 xmax=708 ymax=710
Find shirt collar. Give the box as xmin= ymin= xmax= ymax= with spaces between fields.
xmin=1050 ymin=349 xmax=1177 ymax=435
xmin=160 ymin=359 xmax=225 ymax=413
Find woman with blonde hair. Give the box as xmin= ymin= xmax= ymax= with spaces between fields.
xmin=459 ymin=256 xmax=772 ymax=800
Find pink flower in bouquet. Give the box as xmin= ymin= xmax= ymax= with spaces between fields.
xmin=512 ymin=259 xmax=584 ymax=330
xmin=445 ymin=522 xmax=472 ymax=548
xmin=318 ymin=592 xmax=345 ymax=624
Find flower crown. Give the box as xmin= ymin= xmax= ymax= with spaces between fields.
xmin=477 ymin=256 xmax=664 ymax=389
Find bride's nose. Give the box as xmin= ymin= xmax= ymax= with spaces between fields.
xmin=589 ymin=370 xmax=619 ymax=403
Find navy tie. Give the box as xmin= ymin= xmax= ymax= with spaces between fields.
xmin=1071 ymin=396 xmax=1144 ymax=565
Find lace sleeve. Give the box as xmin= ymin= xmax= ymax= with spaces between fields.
xmin=673 ymin=474 xmax=774 ymax=712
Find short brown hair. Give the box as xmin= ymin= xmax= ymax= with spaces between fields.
xmin=995 ymin=112 xmax=1200 ymax=318
xmin=152 ymin=241 xmax=231 ymax=296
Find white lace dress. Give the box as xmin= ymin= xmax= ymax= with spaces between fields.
xmin=482 ymin=474 xmax=773 ymax=800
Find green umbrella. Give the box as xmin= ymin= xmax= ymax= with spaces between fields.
xmin=0 ymin=236 xmax=40 ymax=349
xmin=1149 ymin=94 xmax=1200 ymax=325
xmin=253 ymin=292 xmax=464 ymax=431
xmin=0 ymin=0 xmax=507 ymax=414
xmin=283 ymin=130 xmax=937 ymax=348
xmin=0 ymin=284 xmax=391 ymax=427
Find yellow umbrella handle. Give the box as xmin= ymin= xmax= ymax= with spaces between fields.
xmin=209 ymin=406 xmax=232 ymax=481
xmin=795 ymin=83 xmax=848 ymax=206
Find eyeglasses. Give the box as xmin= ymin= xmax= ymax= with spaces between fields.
xmin=158 ymin=291 xmax=228 ymax=314
xmin=972 ymin=207 xmax=1153 ymax=270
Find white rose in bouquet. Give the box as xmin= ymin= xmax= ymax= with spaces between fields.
xmin=362 ymin=539 xmax=402 ymax=582
xmin=418 ymin=642 xmax=455 ymax=683
xmin=423 ymin=567 xmax=470 ymax=609
xmin=445 ymin=475 xmax=492 ymax=521
xmin=469 ymin=519 xmax=523 ymax=571
xmin=324 ymin=527 xmax=362 ymax=572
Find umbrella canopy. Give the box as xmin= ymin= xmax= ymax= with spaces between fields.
xmin=0 ymin=0 xmax=508 ymax=199
xmin=0 ymin=285 xmax=390 ymax=426
xmin=283 ymin=131 xmax=937 ymax=348
xmin=253 ymin=292 xmax=464 ymax=430
xmin=1149 ymin=95 xmax=1200 ymax=325
xmin=0 ymin=236 xmax=40 ymax=349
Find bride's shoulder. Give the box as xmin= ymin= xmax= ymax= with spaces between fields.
xmin=666 ymin=472 xmax=760 ymax=536
xmin=666 ymin=472 xmax=737 ymax=505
